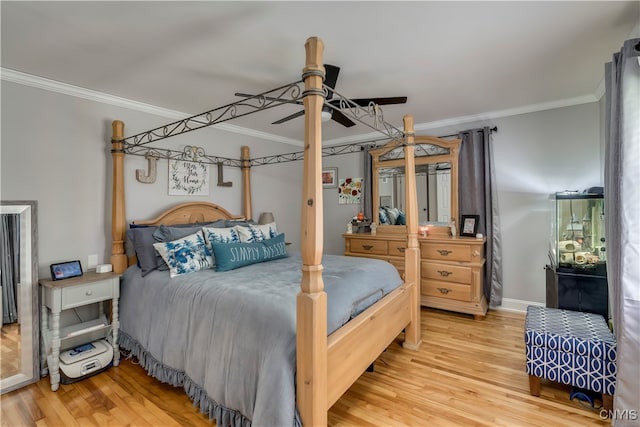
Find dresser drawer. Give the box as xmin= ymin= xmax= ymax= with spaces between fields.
xmin=61 ymin=279 xmax=115 ymax=309
xmin=387 ymin=258 xmax=405 ymax=274
xmin=349 ymin=239 xmax=388 ymax=255
xmin=421 ymin=279 xmax=471 ymax=302
xmin=422 ymin=262 xmax=471 ymax=284
xmin=387 ymin=241 xmax=407 ymax=257
xmin=421 ymin=242 xmax=472 ymax=262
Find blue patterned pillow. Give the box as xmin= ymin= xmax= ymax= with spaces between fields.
xmin=236 ymin=222 xmax=278 ymax=243
xmin=202 ymin=226 xmax=241 ymax=245
xmin=212 ymin=233 xmax=287 ymax=272
xmin=396 ymin=211 xmax=406 ymax=225
xmin=378 ymin=208 xmax=390 ymax=224
xmin=152 ymin=231 xmax=212 ymax=278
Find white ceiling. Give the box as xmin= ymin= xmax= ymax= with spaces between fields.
xmin=1 ymin=1 xmax=638 ymax=145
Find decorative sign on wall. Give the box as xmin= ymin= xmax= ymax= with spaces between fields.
xmin=338 ymin=177 xmax=363 ymax=204
xmin=136 ymin=152 xmax=158 ymax=184
xmin=168 ymin=146 xmax=209 ymax=196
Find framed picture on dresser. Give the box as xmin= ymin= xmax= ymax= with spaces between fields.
xmin=461 ymin=215 xmax=479 ymax=237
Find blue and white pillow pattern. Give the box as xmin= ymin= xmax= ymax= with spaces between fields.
xmin=236 ymin=222 xmax=278 ymax=243
xmin=202 ymin=226 xmax=241 ymax=245
xmin=152 ymin=231 xmax=213 ymax=278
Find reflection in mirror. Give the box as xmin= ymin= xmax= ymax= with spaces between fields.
xmin=371 ymin=135 xmax=461 ymax=233
xmin=0 ymin=201 xmax=39 ymax=394
xmin=378 ymin=162 xmax=452 ymax=224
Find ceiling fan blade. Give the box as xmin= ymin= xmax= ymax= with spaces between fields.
xmin=349 ymin=96 xmax=408 ymax=106
xmin=324 ymin=64 xmax=340 ymax=100
xmin=272 ymin=110 xmax=305 ymax=124
xmin=331 ymin=109 xmax=356 ymax=128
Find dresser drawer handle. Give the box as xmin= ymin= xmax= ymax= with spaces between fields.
xmin=362 ymin=244 xmax=373 ymax=251
xmin=437 ymin=287 xmax=452 ymax=294
xmin=437 ymin=270 xmax=452 ymax=277
xmin=396 ymin=247 xmax=405 ymax=253
xmin=85 ymin=291 xmax=93 ymax=296
xmin=437 ymin=249 xmax=452 ymax=256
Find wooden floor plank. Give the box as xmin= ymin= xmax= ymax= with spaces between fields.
xmin=1 ymin=308 xmax=611 ymax=426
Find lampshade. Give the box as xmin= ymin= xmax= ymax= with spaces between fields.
xmin=258 ymin=212 xmax=275 ymax=225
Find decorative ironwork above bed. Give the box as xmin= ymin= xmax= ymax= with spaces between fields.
xmin=118 ymin=77 xmax=406 ymax=168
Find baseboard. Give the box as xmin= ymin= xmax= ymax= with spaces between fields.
xmin=492 ymin=298 xmax=544 ymax=313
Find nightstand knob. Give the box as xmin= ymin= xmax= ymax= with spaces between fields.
xmin=85 ymin=291 xmax=93 ymax=296
xmin=362 ymin=245 xmax=373 ymax=251
xmin=437 ymin=249 xmax=452 ymax=256
xmin=437 ymin=287 xmax=452 ymax=294
xmin=437 ymin=270 xmax=452 ymax=277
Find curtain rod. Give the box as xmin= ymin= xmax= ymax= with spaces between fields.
xmin=438 ymin=126 xmax=498 ymax=139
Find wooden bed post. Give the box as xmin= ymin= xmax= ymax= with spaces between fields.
xmin=241 ymin=146 xmax=252 ymax=221
xmin=297 ymin=36 xmax=328 ymax=427
xmin=402 ymin=115 xmax=422 ymax=350
xmin=110 ymin=120 xmax=128 ymax=274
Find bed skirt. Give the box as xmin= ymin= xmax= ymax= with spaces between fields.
xmin=118 ymin=331 xmax=287 ymax=427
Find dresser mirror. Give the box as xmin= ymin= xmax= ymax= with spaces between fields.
xmin=0 ymin=201 xmax=39 ymax=394
xmin=371 ymin=136 xmax=461 ymax=234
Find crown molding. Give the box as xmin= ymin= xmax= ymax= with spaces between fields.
xmin=2 ymin=67 xmax=600 ymax=147
xmin=0 ymin=68 xmax=303 ymax=146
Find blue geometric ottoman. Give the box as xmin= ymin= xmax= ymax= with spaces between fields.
xmin=525 ymin=306 xmax=616 ymax=411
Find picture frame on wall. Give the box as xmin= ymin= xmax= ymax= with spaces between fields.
xmin=460 ymin=214 xmax=480 ymax=237
xmin=322 ymin=167 xmax=338 ymax=188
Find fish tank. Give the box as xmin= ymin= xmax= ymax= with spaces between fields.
xmin=549 ymin=191 xmax=606 ymax=274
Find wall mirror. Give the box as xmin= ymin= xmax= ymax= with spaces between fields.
xmin=371 ymin=135 xmax=461 ymax=234
xmin=1 ymin=201 xmax=39 ymax=394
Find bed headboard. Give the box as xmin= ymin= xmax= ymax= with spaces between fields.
xmin=132 ymin=202 xmax=243 ymax=227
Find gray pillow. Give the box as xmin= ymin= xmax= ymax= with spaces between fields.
xmin=126 ymin=226 xmax=165 ymax=276
xmin=225 ymin=219 xmax=255 ymax=227
xmin=152 ymin=220 xmax=228 ymax=242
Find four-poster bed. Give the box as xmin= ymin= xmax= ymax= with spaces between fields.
xmin=109 ymin=37 xmax=421 ymax=426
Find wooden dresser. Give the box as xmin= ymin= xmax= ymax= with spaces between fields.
xmin=344 ymin=233 xmax=488 ymax=319
xmin=343 ymin=233 xmax=407 ymax=278
xmin=420 ymin=236 xmax=487 ymax=319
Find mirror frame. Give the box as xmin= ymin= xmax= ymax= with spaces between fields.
xmin=371 ymin=135 xmax=461 ymax=235
xmin=0 ymin=201 xmax=39 ymax=394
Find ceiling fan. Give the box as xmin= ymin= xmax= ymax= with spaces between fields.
xmin=235 ymin=64 xmax=407 ymax=128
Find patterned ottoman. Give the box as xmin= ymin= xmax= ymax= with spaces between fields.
xmin=525 ymin=306 xmax=616 ymax=410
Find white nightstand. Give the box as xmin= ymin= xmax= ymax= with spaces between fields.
xmin=40 ymin=270 xmax=120 ymax=391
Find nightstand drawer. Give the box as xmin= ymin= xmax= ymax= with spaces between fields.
xmin=350 ymin=239 xmax=388 ymax=255
xmin=422 ymin=262 xmax=471 ymax=284
xmin=61 ymin=280 xmax=115 ymax=309
xmin=421 ymin=279 xmax=471 ymax=302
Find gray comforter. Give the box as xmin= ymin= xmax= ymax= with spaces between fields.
xmin=118 ymin=252 xmax=402 ymax=426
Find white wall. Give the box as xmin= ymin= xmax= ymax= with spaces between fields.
xmin=2 ymin=80 xmax=603 ymax=306
xmin=325 ymin=102 xmax=602 ymax=305
xmin=1 ymin=81 xmax=302 ymax=279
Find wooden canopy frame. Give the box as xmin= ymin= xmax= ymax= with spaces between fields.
xmin=109 ymin=37 xmax=421 ymax=426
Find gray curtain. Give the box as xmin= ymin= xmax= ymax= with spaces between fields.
xmin=362 ymin=144 xmax=373 ymax=221
xmin=1 ymin=213 xmax=20 ymax=324
xmin=458 ymin=127 xmax=503 ymax=307
xmin=604 ymin=38 xmax=639 ymax=425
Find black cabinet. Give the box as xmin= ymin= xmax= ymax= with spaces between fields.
xmin=545 ymin=265 xmax=608 ymax=319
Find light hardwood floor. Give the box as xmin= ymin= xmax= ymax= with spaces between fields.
xmin=1 ymin=308 xmax=610 ymax=426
